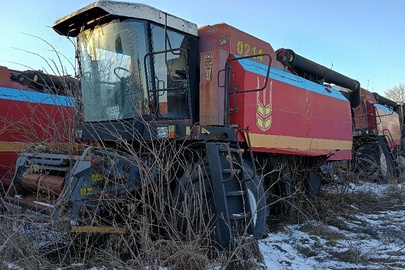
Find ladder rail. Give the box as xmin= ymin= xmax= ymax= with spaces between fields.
xmin=206 ymin=141 xmax=255 ymax=249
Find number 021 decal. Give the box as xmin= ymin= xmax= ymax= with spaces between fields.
xmin=237 ymin=40 xmax=263 ymax=62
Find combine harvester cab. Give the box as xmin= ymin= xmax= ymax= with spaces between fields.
xmin=4 ymin=1 xmax=201 ymax=234
xmin=0 ymin=66 xmax=76 ymax=190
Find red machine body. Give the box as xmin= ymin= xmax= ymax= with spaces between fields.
xmin=0 ymin=66 xmax=76 ymax=187
xmin=198 ymin=24 xmax=353 ymax=161
xmin=353 ymin=88 xmax=401 ymax=150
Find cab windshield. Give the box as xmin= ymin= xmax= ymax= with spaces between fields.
xmin=78 ymin=19 xmax=190 ymax=122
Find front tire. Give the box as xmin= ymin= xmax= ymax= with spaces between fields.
xmin=174 ymin=161 xmax=267 ymax=245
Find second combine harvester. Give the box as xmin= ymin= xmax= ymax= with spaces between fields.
xmin=4 ymin=1 xmax=404 ymax=249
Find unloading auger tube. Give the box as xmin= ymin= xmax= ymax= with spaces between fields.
xmin=372 ymin=92 xmax=399 ymax=109
xmin=276 ymin=48 xmax=361 ymax=108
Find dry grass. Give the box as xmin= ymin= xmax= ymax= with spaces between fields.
xmin=0 ymin=138 xmax=264 ymax=269
xmin=0 ymin=104 xmax=265 ymax=269
xmin=2 ymin=151 xmax=405 ymax=269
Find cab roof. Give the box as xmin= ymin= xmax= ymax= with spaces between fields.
xmin=53 ymin=1 xmax=198 ymax=37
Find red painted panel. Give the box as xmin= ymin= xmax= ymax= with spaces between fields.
xmin=353 ymin=88 xmax=378 ymax=130
xmin=0 ymin=98 xmax=75 ymax=187
xmin=0 ymin=99 xmax=74 ymax=142
xmin=353 ymin=88 xmax=401 ymax=149
xmin=198 ymin=23 xmax=353 ymax=160
xmin=198 ymin=23 xmax=287 ymax=125
xmin=199 ymin=49 xmax=228 ymax=125
xmin=375 ymin=106 xmax=401 ymax=149
xmin=230 ymin=66 xmax=352 ymax=138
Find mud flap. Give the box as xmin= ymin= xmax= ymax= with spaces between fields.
xmin=305 ymin=172 xmax=322 ymax=196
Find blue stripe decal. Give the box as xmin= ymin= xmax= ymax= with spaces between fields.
xmin=374 ymin=103 xmax=396 ymax=114
xmin=0 ymin=87 xmax=75 ymax=107
xmin=236 ymin=56 xmax=349 ymax=101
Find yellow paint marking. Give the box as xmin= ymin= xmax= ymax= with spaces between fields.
xmin=0 ymin=141 xmax=29 ymax=152
xmin=249 ymin=133 xmax=352 ymax=151
xmin=386 ymin=134 xmax=401 ymax=141
xmin=0 ymin=141 xmax=80 ymax=153
xmin=201 ymin=127 xmax=210 ymax=134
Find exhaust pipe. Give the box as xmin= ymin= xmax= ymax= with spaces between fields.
xmin=276 ymin=48 xmax=361 ymax=108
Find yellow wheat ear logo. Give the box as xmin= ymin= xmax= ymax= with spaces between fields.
xmin=257 ymin=102 xmax=272 ymax=130
xmin=256 ymin=77 xmax=272 ymax=131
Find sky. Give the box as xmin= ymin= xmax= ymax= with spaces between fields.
xmin=0 ymin=0 xmax=404 ymax=95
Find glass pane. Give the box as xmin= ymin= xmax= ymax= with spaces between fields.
xmin=150 ymin=25 xmax=190 ymax=118
xmin=78 ymin=19 xmax=148 ymax=122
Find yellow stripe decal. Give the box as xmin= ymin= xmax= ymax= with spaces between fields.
xmin=0 ymin=141 xmax=28 ymax=152
xmin=249 ymin=133 xmax=352 ymax=151
xmin=388 ymin=134 xmax=401 ymax=141
xmin=0 ymin=141 xmax=80 ymax=153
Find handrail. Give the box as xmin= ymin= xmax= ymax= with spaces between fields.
xmin=222 ymin=54 xmax=272 ymax=126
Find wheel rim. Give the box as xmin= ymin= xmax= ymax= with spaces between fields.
xmin=380 ymin=150 xmax=388 ymax=177
xmin=247 ymin=188 xmax=258 ymax=227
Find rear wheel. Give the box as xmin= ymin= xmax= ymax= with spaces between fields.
xmin=354 ymin=142 xmax=394 ymax=182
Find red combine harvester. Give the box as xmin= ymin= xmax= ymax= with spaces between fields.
xmin=351 ymin=88 xmax=404 ymax=181
xmin=3 ymin=1 xmax=404 ymax=250
xmin=0 ymin=66 xmax=76 ymax=189
xmin=275 ymin=49 xmax=405 ymax=182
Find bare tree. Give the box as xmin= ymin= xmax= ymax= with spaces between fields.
xmin=384 ymin=83 xmax=405 ymax=102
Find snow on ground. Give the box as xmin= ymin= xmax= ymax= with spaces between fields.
xmin=259 ymin=182 xmax=405 ymax=269
xmin=4 ymin=182 xmax=405 ymax=269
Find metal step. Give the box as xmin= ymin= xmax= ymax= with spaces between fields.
xmin=230 ymin=212 xmax=250 ymax=220
xmin=217 ymin=144 xmax=241 ymax=153
xmin=206 ymin=141 xmax=253 ymax=249
xmin=222 ymin=168 xmax=241 ymax=174
xmin=226 ymin=190 xmax=245 ymax=196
